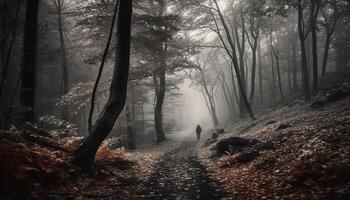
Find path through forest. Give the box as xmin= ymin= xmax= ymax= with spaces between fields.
xmin=132 ymin=137 xmax=227 ymax=200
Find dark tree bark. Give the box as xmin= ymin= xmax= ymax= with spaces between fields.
xmin=274 ymin=51 xmax=284 ymax=101
xmin=73 ymin=0 xmax=133 ymax=173
xmin=297 ymin=0 xmax=311 ymax=102
xmin=292 ymin=36 xmax=298 ymax=89
xmin=245 ymin=15 xmax=260 ymax=101
xmin=269 ymin=47 xmax=277 ymax=103
xmin=258 ymin=40 xmax=263 ymax=103
xmin=0 ymin=2 xmax=20 ymax=99
xmin=88 ymin=0 xmax=119 ymax=132
xmin=234 ymin=10 xmax=247 ymax=116
xmin=154 ymin=41 xmax=167 ymax=143
xmin=20 ymin=0 xmax=40 ymax=122
xmin=55 ymin=0 xmax=69 ymax=120
xmin=153 ymin=0 xmax=167 ymax=143
xmin=310 ymin=0 xmax=320 ymax=93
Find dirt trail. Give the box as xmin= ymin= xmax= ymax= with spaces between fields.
xmin=132 ymin=138 xmax=227 ymax=200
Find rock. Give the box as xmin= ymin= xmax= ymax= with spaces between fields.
xmin=310 ymin=99 xmax=327 ymax=108
xmin=212 ymin=132 xmax=219 ymax=139
xmin=255 ymin=141 xmax=276 ymax=151
xmin=326 ymin=89 xmax=347 ymax=103
xmin=216 ymin=137 xmax=260 ymax=154
xmin=265 ymin=120 xmax=277 ymax=126
xmin=276 ymin=123 xmax=291 ymax=130
xmin=237 ymin=150 xmax=260 ymax=163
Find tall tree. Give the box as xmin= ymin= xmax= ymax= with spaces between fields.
xmin=297 ymin=0 xmax=311 ymax=102
xmin=210 ymin=0 xmax=256 ymax=119
xmin=246 ymin=14 xmax=260 ymax=101
xmin=321 ymin=0 xmax=337 ymax=76
xmin=153 ymin=0 xmax=167 ymax=142
xmin=73 ymin=0 xmax=133 ymax=173
xmin=20 ymin=0 xmax=40 ymax=122
xmin=310 ymin=0 xmax=320 ymax=93
xmin=55 ymin=0 xmax=69 ymax=95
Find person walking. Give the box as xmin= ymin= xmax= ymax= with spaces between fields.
xmin=196 ymin=124 xmax=202 ymax=142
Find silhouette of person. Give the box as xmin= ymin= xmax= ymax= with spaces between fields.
xmin=196 ymin=124 xmax=202 ymax=142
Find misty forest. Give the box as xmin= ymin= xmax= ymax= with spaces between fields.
xmin=1 ymin=0 xmax=350 ymax=199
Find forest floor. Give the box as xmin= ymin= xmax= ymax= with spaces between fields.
xmin=0 ymin=130 xmax=180 ymax=199
xmin=198 ymin=94 xmax=350 ymax=199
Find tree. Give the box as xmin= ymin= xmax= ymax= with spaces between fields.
xmin=310 ymin=0 xmax=320 ymax=93
xmin=195 ymin=53 xmax=220 ymax=127
xmin=73 ymin=0 xmax=133 ymax=173
xmin=321 ymin=0 xmax=337 ymax=76
xmin=265 ymin=27 xmax=284 ymax=102
xmin=208 ymin=0 xmax=256 ymax=119
xmin=297 ymin=0 xmax=311 ymax=102
xmin=153 ymin=0 xmax=168 ymax=142
xmin=246 ymin=14 xmax=260 ymax=101
xmin=55 ymin=0 xmax=69 ymax=95
xmin=20 ymin=0 xmax=40 ymax=122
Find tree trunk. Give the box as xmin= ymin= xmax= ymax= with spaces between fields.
xmin=297 ymin=0 xmax=311 ymax=102
xmin=154 ymin=40 xmax=167 ymax=143
xmin=73 ymin=0 xmax=133 ymax=173
xmin=229 ymin=62 xmax=239 ymax=104
xmin=270 ymin=48 xmax=276 ymax=103
xmin=258 ymin=40 xmax=263 ymax=103
xmin=126 ymin=99 xmax=135 ymax=150
xmin=234 ymin=10 xmax=247 ymax=116
xmin=310 ymin=0 xmax=319 ymax=93
xmin=287 ymin=45 xmax=292 ymax=92
xmin=212 ymin=0 xmax=255 ymax=120
xmin=199 ymin=68 xmax=219 ymax=127
xmin=321 ymin=33 xmax=331 ymax=76
xmin=249 ymin=45 xmax=257 ymax=101
xmin=56 ymin=0 xmax=68 ymax=94
xmin=292 ymin=38 xmax=298 ymax=89
xmin=141 ymin=103 xmax=144 ymax=134
xmin=56 ymin=0 xmax=69 ymax=120
xmin=275 ymin=52 xmax=284 ymax=101
xmin=219 ymin=73 xmax=235 ymax=118
xmin=0 ymin=2 xmax=20 ymax=99
xmin=20 ymin=0 xmax=39 ymax=123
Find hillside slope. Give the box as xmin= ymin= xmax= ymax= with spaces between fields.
xmin=198 ymin=95 xmax=350 ymax=199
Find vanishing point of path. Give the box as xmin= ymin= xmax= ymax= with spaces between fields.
xmin=132 ymin=138 xmax=228 ymax=200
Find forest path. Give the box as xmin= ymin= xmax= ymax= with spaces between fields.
xmin=132 ymin=137 xmax=227 ymax=200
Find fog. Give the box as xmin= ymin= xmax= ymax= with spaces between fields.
xmin=176 ymin=79 xmax=213 ymax=138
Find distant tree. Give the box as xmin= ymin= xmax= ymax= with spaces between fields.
xmin=205 ymin=0 xmax=256 ymax=119
xmin=320 ymin=0 xmax=337 ymax=76
xmin=53 ymin=0 xmax=69 ymax=95
xmin=310 ymin=0 xmax=320 ymax=93
xmin=195 ymin=53 xmax=220 ymax=127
